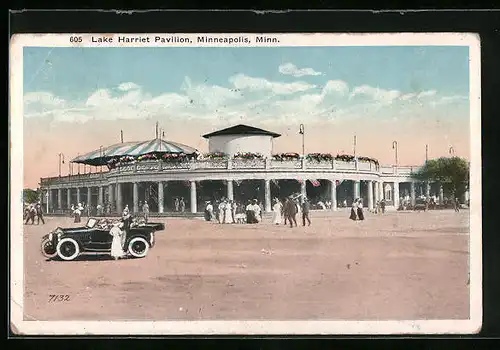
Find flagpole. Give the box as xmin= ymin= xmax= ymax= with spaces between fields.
xmin=120 ymin=130 xmax=124 ymax=143
xmin=353 ymin=135 xmax=357 ymax=159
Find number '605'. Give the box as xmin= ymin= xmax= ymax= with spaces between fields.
xmin=70 ymin=36 xmax=83 ymax=43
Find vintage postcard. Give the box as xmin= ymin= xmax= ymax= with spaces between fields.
xmin=10 ymin=33 xmax=481 ymax=335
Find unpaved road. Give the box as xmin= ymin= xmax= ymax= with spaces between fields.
xmin=21 ymin=209 xmax=470 ymax=321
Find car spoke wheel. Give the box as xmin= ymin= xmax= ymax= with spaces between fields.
xmin=127 ymin=237 xmax=149 ymax=258
xmin=41 ymin=238 xmax=58 ymax=259
xmin=56 ymin=238 xmax=80 ymax=261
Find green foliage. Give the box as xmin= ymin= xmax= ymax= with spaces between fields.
xmin=413 ymin=157 xmax=469 ymax=198
xmin=23 ymin=188 xmax=40 ymax=204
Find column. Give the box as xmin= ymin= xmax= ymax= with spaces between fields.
xmin=330 ymin=179 xmax=337 ymax=211
xmin=426 ymin=182 xmax=431 ymax=198
xmin=158 ymin=181 xmax=164 ymax=213
xmin=410 ymin=182 xmax=416 ymax=207
xmin=57 ymin=188 xmax=62 ymax=210
xmin=374 ymin=181 xmax=379 ymax=204
xmin=264 ymin=179 xmax=271 ymax=212
xmin=47 ymin=188 xmax=52 ymax=213
xmin=98 ymin=186 xmax=104 ymax=206
xmin=393 ymin=182 xmax=400 ymax=209
xmin=367 ymin=180 xmax=374 ymax=211
xmin=108 ymin=184 xmax=114 ymax=208
xmin=190 ymin=181 xmax=197 ymax=213
xmin=133 ymin=182 xmax=139 ymax=213
xmin=87 ymin=187 xmax=91 ymax=206
xmin=67 ymin=188 xmax=71 ymax=209
xmin=116 ymin=183 xmax=123 ymax=213
xmin=301 ymin=180 xmax=307 ymax=200
xmin=379 ymin=181 xmax=384 ymax=201
xmin=439 ymin=184 xmax=444 ymax=204
xmin=353 ymin=180 xmax=360 ymax=199
xmin=76 ymin=187 xmax=81 ymax=205
xmin=227 ymin=180 xmax=234 ymax=202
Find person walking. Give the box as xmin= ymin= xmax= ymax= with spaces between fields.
xmin=179 ymin=197 xmax=186 ymax=213
xmin=25 ymin=204 xmax=36 ymax=225
xmin=302 ymin=198 xmax=311 ymax=226
xmin=35 ymin=201 xmax=45 ymax=225
xmin=454 ymin=197 xmax=460 ymax=212
xmin=74 ymin=203 xmax=82 ymax=223
xmin=356 ymin=198 xmax=365 ymax=221
xmin=272 ymin=198 xmax=282 ymax=225
xmin=284 ymin=197 xmax=298 ymax=228
xmin=380 ymin=199 xmax=386 ymax=214
xmin=350 ymin=199 xmax=358 ymax=221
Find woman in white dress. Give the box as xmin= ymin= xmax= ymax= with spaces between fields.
xmin=225 ymin=200 xmax=234 ymax=223
xmin=218 ymin=201 xmax=226 ymax=223
xmin=109 ymin=223 xmax=125 ymax=260
xmin=272 ymin=198 xmax=282 ymax=225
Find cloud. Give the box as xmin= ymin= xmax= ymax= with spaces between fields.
xmin=350 ymin=85 xmax=402 ymax=105
xmin=322 ymin=80 xmax=349 ymax=97
xmin=278 ymin=62 xmax=322 ymax=77
xmin=24 ymin=92 xmax=65 ymax=107
xmin=117 ymin=82 xmax=140 ymax=91
xmin=229 ymin=73 xmax=316 ymax=95
xmin=23 ymin=76 xmax=466 ymax=127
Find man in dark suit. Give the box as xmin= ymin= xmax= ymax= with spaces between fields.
xmin=284 ymin=197 xmax=298 ymax=228
xmin=35 ymin=202 xmax=45 ymax=225
xmin=302 ymin=198 xmax=311 ymax=226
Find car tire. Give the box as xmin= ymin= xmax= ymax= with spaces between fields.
xmin=56 ymin=238 xmax=80 ymax=261
xmin=127 ymin=237 xmax=149 ymax=258
xmin=41 ymin=237 xmax=58 ymax=259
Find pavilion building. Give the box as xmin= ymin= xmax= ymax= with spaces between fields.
xmin=39 ymin=124 xmax=437 ymax=215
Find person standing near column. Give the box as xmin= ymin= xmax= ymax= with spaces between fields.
xmin=301 ymin=198 xmax=311 ymax=226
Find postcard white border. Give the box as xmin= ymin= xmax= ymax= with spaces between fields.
xmin=10 ymin=33 xmax=482 ymax=335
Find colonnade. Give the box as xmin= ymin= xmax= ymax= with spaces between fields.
xmin=43 ymin=178 xmax=437 ymax=214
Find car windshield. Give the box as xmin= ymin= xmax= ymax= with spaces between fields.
xmin=86 ymin=218 xmax=97 ymax=229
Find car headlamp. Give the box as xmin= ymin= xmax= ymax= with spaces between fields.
xmin=48 ymin=233 xmax=53 ymax=241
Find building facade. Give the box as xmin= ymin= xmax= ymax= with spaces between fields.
xmin=39 ymin=125 xmax=436 ymax=214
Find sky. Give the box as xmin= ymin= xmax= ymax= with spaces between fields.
xmin=23 ymin=46 xmax=470 ymax=188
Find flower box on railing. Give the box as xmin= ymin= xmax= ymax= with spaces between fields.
xmin=233 ymin=152 xmax=264 ymax=161
xmin=306 ymin=153 xmax=333 ymax=162
xmin=202 ymin=152 xmax=228 ymax=160
xmin=272 ymin=152 xmax=300 ymax=162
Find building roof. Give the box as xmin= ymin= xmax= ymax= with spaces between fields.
xmin=202 ymin=124 xmax=281 ymax=139
xmin=71 ymin=139 xmax=198 ymax=166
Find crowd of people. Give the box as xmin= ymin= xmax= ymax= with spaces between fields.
xmin=203 ymin=195 xmax=313 ymax=228
xmin=23 ymin=202 xmax=45 ymax=225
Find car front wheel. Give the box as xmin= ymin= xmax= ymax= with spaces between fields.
xmin=41 ymin=237 xmax=58 ymax=259
xmin=127 ymin=237 xmax=149 ymax=258
xmin=56 ymin=238 xmax=80 ymax=261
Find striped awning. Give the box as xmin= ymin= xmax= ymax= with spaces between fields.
xmin=71 ymin=139 xmax=198 ymax=166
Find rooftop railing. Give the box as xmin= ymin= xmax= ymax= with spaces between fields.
xmin=40 ymin=159 xmax=422 ymax=186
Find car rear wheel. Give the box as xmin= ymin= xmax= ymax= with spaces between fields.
xmin=56 ymin=238 xmax=80 ymax=261
xmin=127 ymin=237 xmax=149 ymax=258
xmin=41 ymin=237 xmax=58 ymax=259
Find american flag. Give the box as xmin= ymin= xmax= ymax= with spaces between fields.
xmin=309 ymin=179 xmax=321 ymax=187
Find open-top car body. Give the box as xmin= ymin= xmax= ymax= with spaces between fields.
xmin=41 ymin=217 xmax=164 ymax=261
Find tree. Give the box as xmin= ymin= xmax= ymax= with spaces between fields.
xmin=23 ymin=188 xmax=40 ymax=204
xmin=412 ymin=157 xmax=470 ymax=200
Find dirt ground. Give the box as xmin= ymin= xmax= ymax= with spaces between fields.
xmin=22 ymin=209 xmax=470 ymax=321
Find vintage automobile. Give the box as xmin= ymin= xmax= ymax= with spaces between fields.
xmin=40 ymin=217 xmax=165 ymax=261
